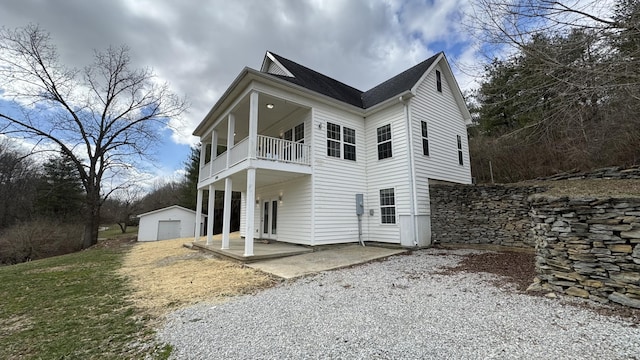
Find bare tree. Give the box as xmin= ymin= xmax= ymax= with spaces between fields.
xmin=467 ymin=0 xmax=640 ymax=100
xmin=0 ymin=25 xmax=187 ymax=248
xmin=0 ymin=139 xmax=39 ymax=228
xmin=101 ymin=186 xmax=143 ymax=234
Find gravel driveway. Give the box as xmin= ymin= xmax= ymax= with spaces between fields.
xmin=158 ymin=248 xmax=640 ymax=359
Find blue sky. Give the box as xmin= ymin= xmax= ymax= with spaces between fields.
xmin=0 ymin=0 xmax=481 ymax=189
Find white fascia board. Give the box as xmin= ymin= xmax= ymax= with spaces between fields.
xmin=137 ymin=205 xmax=203 ymax=218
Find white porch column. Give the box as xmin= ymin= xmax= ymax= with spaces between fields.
xmin=221 ymin=177 xmax=233 ymax=250
xmin=244 ymin=168 xmax=256 ymax=256
xmin=248 ymin=91 xmax=258 ymax=159
xmin=199 ymin=143 xmax=206 ymax=168
xmin=226 ymin=114 xmax=235 ymax=167
xmin=195 ymin=189 xmax=203 ymax=241
xmin=206 ymin=184 xmax=215 ymax=245
xmin=209 ymin=130 xmax=218 ymax=177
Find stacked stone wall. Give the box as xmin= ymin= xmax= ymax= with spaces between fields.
xmin=429 ymin=183 xmax=544 ymax=248
xmin=530 ymin=196 xmax=640 ymax=308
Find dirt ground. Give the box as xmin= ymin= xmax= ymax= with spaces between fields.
xmin=437 ymin=248 xmax=640 ymax=323
xmin=110 ymin=236 xmax=638 ymax=323
xmin=116 ymin=237 xmax=275 ymax=318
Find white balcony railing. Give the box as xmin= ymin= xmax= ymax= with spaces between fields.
xmin=257 ymin=135 xmax=310 ymax=165
xmin=199 ymin=135 xmax=311 ymax=182
xmin=229 ymin=137 xmax=249 ymax=166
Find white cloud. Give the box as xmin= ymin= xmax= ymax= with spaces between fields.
xmin=0 ymin=0 xmax=489 ymax=184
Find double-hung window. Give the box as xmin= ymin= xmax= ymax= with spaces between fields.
xmin=379 ymin=188 xmax=396 ymax=224
xmin=457 ymin=135 xmax=464 ymax=165
xmin=377 ymin=124 xmax=392 ymax=160
xmin=327 ymin=122 xmax=341 ymax=158
xmin=327 ymin=122 xmax=356 ymax=161
xmin=421 ymin=121 xmax=429 ymax=156
xmin=436 ymin=70 xmax=442 ymax=92
xmin=343 ymin=127 xmax=356 ymax=161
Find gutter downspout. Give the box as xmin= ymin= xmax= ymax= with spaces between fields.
xmin=400 ymin=95 xmax=419 ymax=247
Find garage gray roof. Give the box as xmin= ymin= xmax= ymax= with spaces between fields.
xmin=268 ymin=52 xmax=441 ymax=109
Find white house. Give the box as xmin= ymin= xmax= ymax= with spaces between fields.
xmin=193 ymin=51 xmax=472 ymax=256
xmin=137 ymin=205 xmax=206 ymax=242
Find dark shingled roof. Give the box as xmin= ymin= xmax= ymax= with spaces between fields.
xmin=269 ymin=53 xmax=364 ymax=108
xmin=362 ymin=53 xmax=441 ymax=108
xmin=266 ymin=52 xmax=441 ymax=109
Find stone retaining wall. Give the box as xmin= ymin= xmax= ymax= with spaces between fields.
xmin=429 ymin=183 xmax=544 ymax=248
xmin=530 ymin=196 xmax=640 ymax=308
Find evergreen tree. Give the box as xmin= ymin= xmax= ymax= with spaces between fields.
xmin=36 ymin=152 xmax=85 ymax=221
xmin=179 ymin=145 xmax=200 ymax=210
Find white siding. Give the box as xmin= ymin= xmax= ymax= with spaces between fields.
xmin=254 ymin=176 xmax=312 ymax=244
xmin=267 ymin=61 xmax=289 ymax=76
xmin=312 ymin=104 xmax=368 ymax=245
xmin=410 ymin=63 xmax=472 ymax=220
xmin=363 ymin=103 xmax=410 ymax=244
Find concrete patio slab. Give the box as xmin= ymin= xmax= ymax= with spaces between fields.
xmin=247 ymin=244 xmax=407 ymax=279
xmin=191 ymin=238 xmax=313 ymax=262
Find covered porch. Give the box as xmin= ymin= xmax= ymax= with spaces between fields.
xmin=194 ymin=89 xmax=313 ymax=257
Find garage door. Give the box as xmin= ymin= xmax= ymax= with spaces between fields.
xmin=157 ymin=220 xmax=181 ymax=240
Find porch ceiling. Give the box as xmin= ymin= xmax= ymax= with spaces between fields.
xmin=212 ymin=168 xmax=308 ymax=192
xmin=212 ymin=93 xmax=307 ymax=144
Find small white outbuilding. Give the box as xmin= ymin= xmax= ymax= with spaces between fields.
xmin=137 ymin=205 xmax=206 ymax=242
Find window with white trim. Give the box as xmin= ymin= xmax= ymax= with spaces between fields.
xmin=377 ymin=124 xmax=392 ymax=160
xmin=326 ymin=122 xmax=356 ymax=161
xmin=379 ymin=188 xmax=396 ymax=224
xmin=283 ymin=122 xmax=304 ymax=160
xmin=421 ymin=121 xmax=429 ymax=156
xmin=436 ymin=70 xmax=442 ymax=92
xmin=343 ymin=127 xmax=356 ymax=161
xmin=457 ymin=135 xmax=464 ymax=165
xmin=327 ymin=122 xmax=341 ymax=158
xmin=283 ymin=123 xmax=304 ymax=143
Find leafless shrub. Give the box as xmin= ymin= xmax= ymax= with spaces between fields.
xmin=0 ymin=220 xmax=83 ymax=265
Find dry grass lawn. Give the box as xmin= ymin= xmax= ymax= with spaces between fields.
xmin=520 ymin=179 xmax=640 ymax=198
xmin=118 ymin=236 xmax=275 ymax=317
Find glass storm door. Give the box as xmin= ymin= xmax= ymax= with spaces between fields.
xmin=262 ymin=200 xmax=278 ymax=239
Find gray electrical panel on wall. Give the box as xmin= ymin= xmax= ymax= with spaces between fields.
xmin=355 ymin=194 xmax=364 ymax=215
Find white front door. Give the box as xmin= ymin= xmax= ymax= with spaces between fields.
xmin=261 ymin=200 xmax=278 ymax=239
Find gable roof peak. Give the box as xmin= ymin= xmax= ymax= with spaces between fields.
xmin=258 ymin=51 xmax=446 ymax=109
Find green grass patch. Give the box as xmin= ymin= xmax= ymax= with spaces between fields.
xmin=0 ymin=244 xmax=168 ymax=359
xmin=99 ymin=225 xmax=138 ymax=239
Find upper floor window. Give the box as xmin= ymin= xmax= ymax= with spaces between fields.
xmin=294 ymin=123 xmax=304 ymax=143
xmin=327 ymin=122 xmax=356 ymax=161
xmin=436 ymin=70 xmax=442 ymax=92
xmin=457 ymin=135 xmax=464 ymax=165
xmin=379 ymin=188 xmax=396 ymax=224
xmin=343 ymin=127 xmax=356 ymax=161
xmin=421 ymin=121 xmax=429 ymax=156
xmin=377 ymin=124 xmax=392 ymax=160
xmin=284 ymin=123 xmax=304 ymax=143
xmin=327 ymin=122 xmax=341 ymax=158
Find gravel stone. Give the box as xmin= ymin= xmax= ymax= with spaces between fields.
xmin=158 ymin=248 xmax=640 ymax=359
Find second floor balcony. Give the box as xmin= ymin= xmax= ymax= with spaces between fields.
xmin=199 ymin=134 xmax=311 ymax=183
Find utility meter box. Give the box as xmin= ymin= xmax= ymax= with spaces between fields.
xmin=355 ymin=194 xmax=364 ymax=215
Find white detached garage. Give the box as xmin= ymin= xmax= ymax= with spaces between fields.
xmin=137 ymin=205 xmax=206 ymax=242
